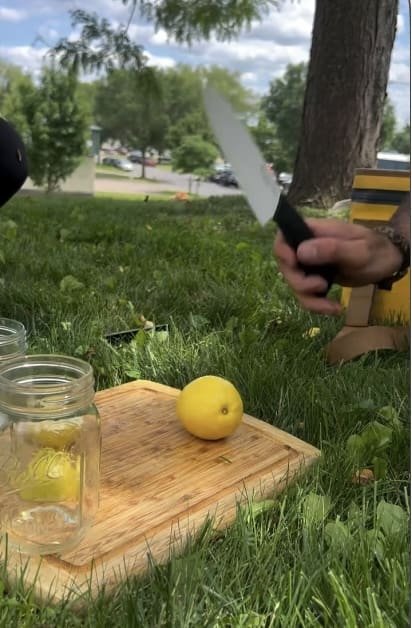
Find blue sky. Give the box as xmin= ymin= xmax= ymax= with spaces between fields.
xmin=0 ymin=0 xmax=410 ymax=125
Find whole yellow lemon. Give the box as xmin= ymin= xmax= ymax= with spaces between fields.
xmin=13 ymin=448 xmax=80 ymax=502
xmin=176 ymin=375 xmax=244 ymax=440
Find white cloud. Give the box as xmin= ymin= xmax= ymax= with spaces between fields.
xmin=145 ymin=51 xmax=176 ymax=70
xmin=0 ymin=45 xmax=47 ymax=80
xmin=150 ymin=29 xmax=170 ymax=46
xmin=241 ymin=71 xmax=256 ymax=83
xmin=36 ymin=25 xmax=60 ymax=44
xmin=127 ymin=23 xmax=158 ymax=43
xmin=388 ymin=82 xmax=410 ymax=126
xmin=0 ymin=6 xmax=27 ymax=21
xmin=390 ymin=62 xmax=411 ymax=86
xmin=391 ymin=44 xmax=410 ymax=66
xmin=246 ymin=1 xmax=315 ymax=44
xmin=160 ymin=37 xmax=309 ymax=94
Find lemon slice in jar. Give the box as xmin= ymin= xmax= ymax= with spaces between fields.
xmin=28 ymin=420 xmax=80 ymax=450
xmin=13 ymin=448 xmax=80 ymax=502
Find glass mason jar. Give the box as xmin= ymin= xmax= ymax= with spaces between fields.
xmin=0 ymin=355 xmax=101 ymax=555
xmin=0 ymin=318 xmax=27 ymax=362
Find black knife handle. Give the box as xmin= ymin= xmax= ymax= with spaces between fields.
xmin=274 ymin=195 xmax=336 ymax=296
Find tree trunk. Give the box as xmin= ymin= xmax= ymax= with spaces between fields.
xmin=288 ymin=0 xmax=398 ymax=208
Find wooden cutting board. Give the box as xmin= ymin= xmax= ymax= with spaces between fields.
xmin=2 ymin=380 xmax=319 ymax=605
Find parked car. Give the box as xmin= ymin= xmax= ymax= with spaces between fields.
xmin=208 ymin=171 xmax=223 ymax=183
xmin=102 ymin=157 xmax=117 ymax=167
xmin=214 ymin=162 xmax=232 ymax=173
xmin=208 ymin=163 xmax=234 ymax=184
xmin=128 ymin=152 xmax=156 ymax=167
xmin=116 ymin=158 xmax=134 ymax=172
xmin=102 ymin=157 xmax=134 ymax=172
xmin=144 ymin=157 xmax=157 ymax=167
xmin=219 ymin=171 xmax=239 ymax=187
xmin=209 ymin=170 xmax=238 ymax=187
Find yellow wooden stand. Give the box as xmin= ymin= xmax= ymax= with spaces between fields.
xmin=325 ymin=169 xmax=410 ymax=365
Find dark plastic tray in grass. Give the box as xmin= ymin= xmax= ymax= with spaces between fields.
xmin=104 ymin=325 xmax=169 ymax=346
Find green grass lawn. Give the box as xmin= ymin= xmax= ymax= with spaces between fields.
xmin=0 ymin=194 xmax=409 ymax=626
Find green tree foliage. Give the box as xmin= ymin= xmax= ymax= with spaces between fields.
xmin=52 ymin=9 xmax=147 ymax=74
xmin=23 ymin=66 xmax=88 ymax=192
xmin=76 ymin=82 xmax=99 ymax=127
xmin=0 ymin=60 xmax=35 ymax=137
xmin=261 ymin=62 xmax=307 ymax=172
xmin=55 ymin=2 xmax=274 ymax=52
xmin=392 ymin=124 xmax=410 ymax=154
xmin=95 ymin=68 xmax=168 ymax=177
xmin=200 ymin=65 xmax=257 ymax=117
xmin=165 ymin=65 xmax=256 ymax=151
xmin=159 ymin=65 xmax=212 ymax=150
xmin=161 ymin=64 xmax=256 ymax=152
xmin=160 ymin=65 xmax=203 ymax=127
xmin=142 ymin=0 xmax=273 ymax=43
xmin=92 ymin=63 xmax=255 ymax=161
xmin=379 ymin=99 xmax=397 ymax=150
xmin=167 ymin=111 xmax=213 ymax=152
xmin=249 ymin=112 xmax=287 ymax=173
xmin=379 ymin=99 xmax=410 ymax=154
xmin=172 ymin=135 xmax=219 ymax=176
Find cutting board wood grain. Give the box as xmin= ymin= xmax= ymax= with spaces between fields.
xmin=2 ymin=380 xmax=319 ymax=605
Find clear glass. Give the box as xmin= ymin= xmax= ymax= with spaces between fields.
xmin=0 ymin=355 xmax=101 ymax=555
xmin=0 ymin=318 xmax=27 ymax=362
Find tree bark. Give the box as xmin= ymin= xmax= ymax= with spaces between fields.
xmin=288 ymin=0 xmax=398 ymax=208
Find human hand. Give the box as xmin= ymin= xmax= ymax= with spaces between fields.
xmin=273 ymin=218 xmax=403 ymax=315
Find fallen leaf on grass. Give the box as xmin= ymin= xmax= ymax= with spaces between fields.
xmin=377 ymin=405 xmax=403 ymax=432
xmin=59 ymin=275 xmax=84 ymax=293
xmin=325 ymin=520 xmax=352 ymax=553
xmin=302 ymin=327 xmax=320 ymax=339
xmin=302 ymin=493 xmax=331 ymax=527
xmin=351 ymin=468 xmax=375 ymax=485
xmin=376 ymin=500 xmax=408 ymax=536
xmin=241 ymin=499 xmax=276 ymax=522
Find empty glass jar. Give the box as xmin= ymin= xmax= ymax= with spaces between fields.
xmin=0 ymin=317 xmax=27 ymax=362
xmin=0 ymin=355 xmax=101 ymax=555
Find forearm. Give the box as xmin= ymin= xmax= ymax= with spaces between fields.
xmin=388 ymin=192 xmax=410 ymax=242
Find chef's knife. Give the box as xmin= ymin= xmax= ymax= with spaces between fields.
xmin=203 ymin=85 xmax=336 ymax=295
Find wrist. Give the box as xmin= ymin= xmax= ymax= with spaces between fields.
xmin=374 ymin=226 xmax=410 ymax=290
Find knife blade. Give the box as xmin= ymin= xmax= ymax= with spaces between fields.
xmin=203 ymin=85 xmax=336 ymax=295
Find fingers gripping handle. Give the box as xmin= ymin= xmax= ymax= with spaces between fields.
xmin=274 ymin=195 xmax=336 ymax=296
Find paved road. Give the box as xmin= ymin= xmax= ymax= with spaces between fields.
xmin=95 ymin=164 xmax=243 ymax=197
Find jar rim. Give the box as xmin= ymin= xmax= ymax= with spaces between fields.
xmin=0 ymin=318 xmax=26 ymax=346
xmin=0 ymin=354 xmax=93 ymax=393
xmin=0 ymin=354 xmax=95 ymax=420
